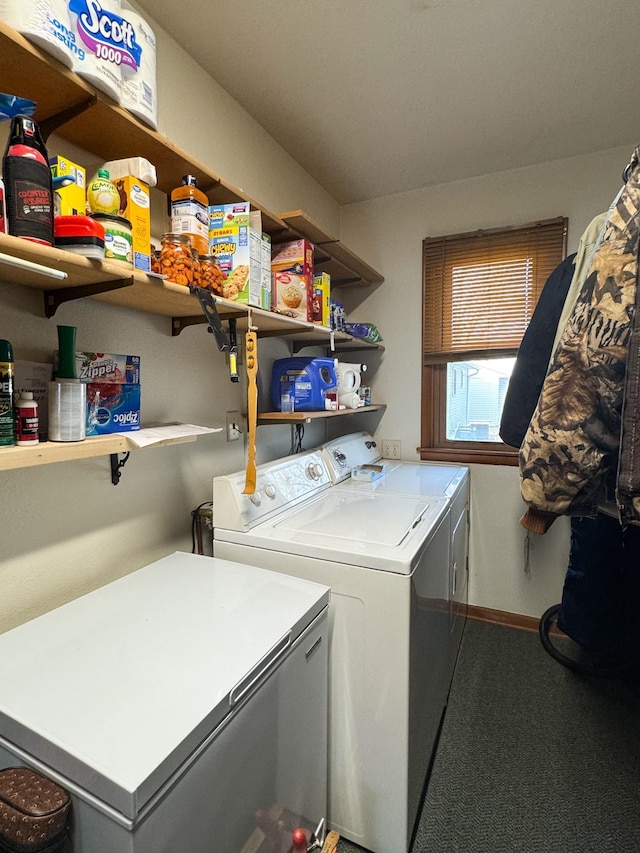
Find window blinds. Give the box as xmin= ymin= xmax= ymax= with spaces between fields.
xmin=423 ymin=217 xmax=567 ymax=364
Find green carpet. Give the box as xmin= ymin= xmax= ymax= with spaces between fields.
xmin=339 ymin=619 xmax=640 ymax=853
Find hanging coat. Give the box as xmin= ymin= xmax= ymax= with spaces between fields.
xmin=519 ymin=146 xmax=640 ymax=533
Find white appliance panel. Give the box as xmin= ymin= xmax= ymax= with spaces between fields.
xmin=0 ymin=552 xmax=329 ymax=823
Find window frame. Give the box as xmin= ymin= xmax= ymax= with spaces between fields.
xmin=420 ymin=218 xmax=568 ymax=465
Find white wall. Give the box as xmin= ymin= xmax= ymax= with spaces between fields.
xmin=338 ymin=144 xmax=634 ymax=618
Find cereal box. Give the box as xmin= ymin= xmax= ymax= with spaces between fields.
xmin=208 ymin=202 xmax=263 ymax=307
xmin=49 ymin=156 xmax=86 ymax=217
xmin=271 ymin=239 xmax=314 ymax=320
xmin=312 ymin=272 xmax=331 ymax=326
xmin=261 ymin=233 xmax=272 ymax=310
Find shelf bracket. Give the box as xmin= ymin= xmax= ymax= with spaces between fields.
xmin=44 ymin=276 xmax=135 ymax=318
xmin=39 ymin=95 xmax=98 ymax=141
xmin=110 ymin=451 xmax=130 ymax=485
xmin=171 ymin=315 xmax=209 ymax=336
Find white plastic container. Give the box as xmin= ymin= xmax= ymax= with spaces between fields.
xmin=14 ymin=390 xmax=39 ymax=446
xmin=48 ymin=379 xmax=86 ymax=442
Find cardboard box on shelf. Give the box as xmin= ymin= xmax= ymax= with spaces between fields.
xmin=312 ymin=272 xmax=331 ymax=326
xmin=86 ymin=383 xmax=141 ymax=435
xmin=271 ymin=239 xmax=315 ymax=320
xmin=59 ymin=352 xmax=141 ymax=385
xmin=49 ymin=156 xmax=86 ymax=217
xmin=208 ymin=202 xmax=263 ymax=307
xmin=261 ymin=233 xmax=272 ymax=310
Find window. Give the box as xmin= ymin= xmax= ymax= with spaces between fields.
xmin=420 ymin=217 xmax=568 ymax=465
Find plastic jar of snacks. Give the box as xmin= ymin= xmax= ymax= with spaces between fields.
xmin=197 ymin=254 xmax=226 ymax=294
xmin=160 ymin=233 xmax=195 ymax=286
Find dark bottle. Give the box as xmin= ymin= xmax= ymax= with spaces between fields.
xmin=2 ymin=115 xmax=54 ymax=245
xmin=0 ymin=339 xmax=15 ymax=447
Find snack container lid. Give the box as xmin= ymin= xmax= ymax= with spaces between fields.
xmin=54 ymin=215 xmax=105 ymax=240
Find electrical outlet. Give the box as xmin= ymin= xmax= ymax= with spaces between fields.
xmin=382 ymin=439 xmax=402 ymax=459
xmin=226 ymin=410 xmax=241 ymax=442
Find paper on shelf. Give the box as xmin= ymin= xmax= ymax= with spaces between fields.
xmin=117 ymin=423 xmax=222 ymax=448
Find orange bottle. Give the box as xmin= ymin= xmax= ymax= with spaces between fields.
xmin=170 ymin=174 xmax=208 ymax=256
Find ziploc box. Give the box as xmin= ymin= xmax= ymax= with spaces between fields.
xmin=75 ymin=352 xmax=141 ymax=385
xmin=271 ymin=239 xmax=315 ymax=320
xmin=86 ymin=383 xmax=141 ymax=435
xmin=103 ymin=159 xmax=155 ymax=273
xmin=208 ymin=202 xmax=263 ymax=307
xmin=49 ymin=156 xmax=86 ymax=216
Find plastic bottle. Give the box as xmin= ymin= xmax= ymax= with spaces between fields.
xmin=14 ymin=391 xmax=38 ymax=446
xmin=87 ymin=169 xmax=120 ymax=215
xmin=2 ymin=114 xmax=54 ymax=245
xmin=170 ymin=174 xmax=209 ymax=256
xmin=0 ymin=339 xmax=15 ymax=446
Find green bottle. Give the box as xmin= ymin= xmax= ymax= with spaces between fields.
xmin=0 ymin=339 xmax=15 ymax=446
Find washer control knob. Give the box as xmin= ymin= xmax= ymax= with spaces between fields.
xmin=307 ymin=462 xmax=324 ymax=480
xmin=249 ymin=491 xmax=262 ymax=505
xmin=264 ymin=484 xmax=276 ymax=498
xmin=333 ymin=450 xmax=347 ymax=468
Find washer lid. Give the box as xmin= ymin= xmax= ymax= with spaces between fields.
xmin=247 ymin=490 xmax=450 ymax=572
xmin=0 ymin=553 xmax=329 ymax=821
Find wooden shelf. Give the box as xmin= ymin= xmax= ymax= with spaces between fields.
xmin=276 ymin=211 xmax=384 ymax=288
xmin=0 ymin=432 xmax=197 ymax=473
xmin=258 ymin=404 xmax=386 ymax=425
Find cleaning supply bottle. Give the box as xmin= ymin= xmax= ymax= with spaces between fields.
xmin=2 ymin=114 xmax=54 ymax=245
xmin=14 ymin=391 xmax=38 ymax=446
xmin=170 ymin=174 xmax=208 ymax=256
xmin=0 ymin=339 xmax=15 ymax=446
xmin=87 ymin=169 xmax=119 ymax=215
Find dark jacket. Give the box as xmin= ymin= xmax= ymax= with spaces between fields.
xmin=499 ymin=253 xmax=576 ymax=449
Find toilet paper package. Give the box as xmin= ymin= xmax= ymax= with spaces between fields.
xmin=119 ymin=0 xmax=157 ymax=129
xmin=68 ymin=0 xmax=125 ymax=102
xmin=0 ymin=0 xmax=77 ymax=69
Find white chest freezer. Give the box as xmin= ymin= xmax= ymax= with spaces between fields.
xmin=0 ymin=552 xmax=330 ymax=853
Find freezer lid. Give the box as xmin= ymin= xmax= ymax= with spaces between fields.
xmin=0 ymin=552 xmax=329 ymax=821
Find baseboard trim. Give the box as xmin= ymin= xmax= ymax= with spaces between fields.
xmin=467 ymin=604 xmax=543 ymax=634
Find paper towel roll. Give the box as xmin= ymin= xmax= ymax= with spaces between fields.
xmin=338 ymin=392 xmax=361 ymax=410
xmin=119 ymin=1 xmax=157 ymax=129
xmin=0 ymin=0 xmax=76 ymax=69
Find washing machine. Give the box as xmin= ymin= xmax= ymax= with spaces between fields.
xmin=213 ymin=445 xmax=468 ymax=853
xmin=320 ymin=431 xmax=470 ymax=674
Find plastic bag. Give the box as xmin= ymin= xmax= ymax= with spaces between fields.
xmin=0 ymin=93 xmax=37 ymax=122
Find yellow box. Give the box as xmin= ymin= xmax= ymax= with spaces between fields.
xmin=110 ymin=175 xmax=151 ymax=272
xmin=313 ymin=272 xmax=331 ymax=326
xmin=49 ymin=156 xmax=86 ymax=216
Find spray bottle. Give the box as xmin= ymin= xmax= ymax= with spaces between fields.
xmin=0 ymin=339 xmax=15 ymax=446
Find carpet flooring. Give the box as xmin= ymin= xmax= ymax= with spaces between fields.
xmin=337 ymin=618 xmax=640 ymax=853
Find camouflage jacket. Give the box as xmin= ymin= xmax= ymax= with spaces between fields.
xmin=519 ymin=147 xmax=640 ymax=533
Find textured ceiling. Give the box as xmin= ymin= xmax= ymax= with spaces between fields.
xmin=134 ymin=0 xmax=640 ymax=204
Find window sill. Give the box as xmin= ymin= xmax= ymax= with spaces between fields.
xmin=418 ymin=445 xmax=519 ymax=466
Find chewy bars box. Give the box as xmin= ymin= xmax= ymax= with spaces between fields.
xmin=208 ymin=202 xmax=263 ymax=307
